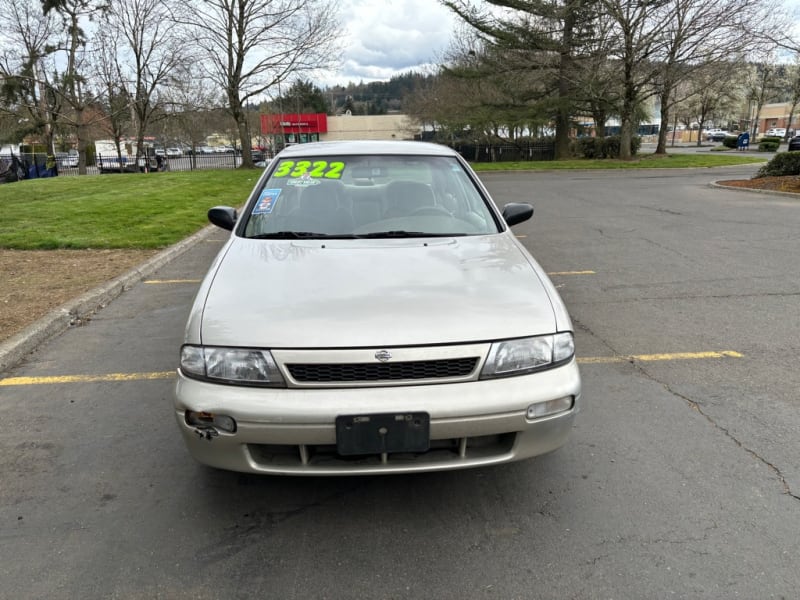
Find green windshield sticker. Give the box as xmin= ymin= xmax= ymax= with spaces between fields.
xmin=273 ymin=160 xmax=345 ymax=179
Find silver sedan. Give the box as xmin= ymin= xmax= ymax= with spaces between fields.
xmin=174 ymin=140 xmax=582 ymax=475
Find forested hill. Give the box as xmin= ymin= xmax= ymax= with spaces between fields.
xmin=264 ymin=72 xmax=433 ymax=116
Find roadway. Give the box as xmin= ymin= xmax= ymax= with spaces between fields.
xmin=1 ymin=164 xmax=799 ymax=598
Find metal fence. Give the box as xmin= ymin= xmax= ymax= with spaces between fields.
xmin=0 ymin=152 xmax=60 ymax=182
xmin=454 ymin=142 xmax=556 ymax=162
xmin=95 ymin=151 xmax=244 ymax=174
xmin=0 ymin=150 xmax=248 ymax=182
xmin=4 ymin=142 xmax=554 ymax=183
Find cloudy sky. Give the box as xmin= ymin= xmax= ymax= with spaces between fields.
xmin=318 ymin=0 xmax=458 ymax=86
xmin=317 ymin=0 xmax=800 ymax=88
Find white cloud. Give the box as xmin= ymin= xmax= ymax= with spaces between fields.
xmin=317 ymin=0 xmax=456 ymax=86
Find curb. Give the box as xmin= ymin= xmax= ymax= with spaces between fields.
xmin=710 ymin=181 xmax=800 ymax=199
xmin=0 ymin=225 xmax=217 ymax=374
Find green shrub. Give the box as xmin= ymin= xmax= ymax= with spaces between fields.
xmin=759 ymin=141 xmax=780 ymax=152
xmin=755 ymin=151 xmax=800 ymax=177
xmin=573 ymin=135 xmax=641 ymax=159
xmin=574 ymin=137 xmax=598 ymax=158
xmin=722 ymin=136 xmax=738 ymax=149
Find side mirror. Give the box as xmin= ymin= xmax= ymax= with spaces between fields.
xmin=208 ymin=206 xmax=238 ymax=231
xmin=502 ymin=203 xmax=534 ymax=227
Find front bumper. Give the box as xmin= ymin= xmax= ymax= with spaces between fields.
xmin=173 ymin=359 xmax=581 ymax=475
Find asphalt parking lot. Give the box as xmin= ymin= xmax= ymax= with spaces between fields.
xmin=1 ymin=165 xmax=799 ymax=599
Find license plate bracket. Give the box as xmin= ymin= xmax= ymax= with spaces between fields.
xmin=335 ymin=412 xmax=430 ymax=456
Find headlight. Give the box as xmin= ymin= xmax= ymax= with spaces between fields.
xmin=480 ymin=333 xmax=574 ymax=379
xmin=180 ymin=345 xmax=286 ymax=386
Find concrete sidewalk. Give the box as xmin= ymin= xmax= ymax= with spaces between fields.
xmin=0 ymin=225 xmax=217 ymax=374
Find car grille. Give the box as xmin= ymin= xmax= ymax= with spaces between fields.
xmin=287 ymin=357 xmax=479 ymax=383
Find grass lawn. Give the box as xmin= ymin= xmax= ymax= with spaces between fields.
xmin=0 ymin=153 xmax=767 ymax=250
xmin=0 ymin=170 xmax=262 ymax=250
xmin=470 ymin=153 xmax=767 ymax=171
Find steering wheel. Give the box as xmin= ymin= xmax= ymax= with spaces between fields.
xmin=410 ymin=206 xmax=452 ymax=217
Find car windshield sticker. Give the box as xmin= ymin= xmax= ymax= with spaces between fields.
xmin=286 ymin=172 xmax=321 ymax=187
xmin=272 ymin=160 xmax=345 ymax=179
xmin=252 ymin=188 xmax=281 ymax=214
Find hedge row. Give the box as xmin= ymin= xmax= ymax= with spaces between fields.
xmin=572 ymin=136 xmax=642 ymax=159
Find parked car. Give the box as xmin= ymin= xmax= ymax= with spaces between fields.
xmin=166 ymin=147 xmax=182 ymax=157
xmin=174 ymin=140 xmax=582 ymax=475
xmin=251 ymin=149 xmax=272 ymax=167
xmin=705 ymin=129 xmax=729 ymax=142
xmin=55 ymin=150 xmax=79 ymax=168
xmin=788 ymin=136 xmax=800 ymax=151
xmin=765 ymin=128 xmax=787 ymax=138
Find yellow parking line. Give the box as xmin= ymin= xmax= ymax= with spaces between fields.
xmin=0 ymin=351 xmax=743 ymax=386
xmin=578 ymin=351 xmax=743 ymax=365
xmin=0 ymin=371 xmax=175 ymax=386
xmin=547 ymin=270 xmax=596 ymax=276
xmin=144 ymin=279 xmax=202 ymax=284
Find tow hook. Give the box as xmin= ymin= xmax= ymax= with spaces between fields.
xmin=194 ymin=427 xmax=219 ymax=441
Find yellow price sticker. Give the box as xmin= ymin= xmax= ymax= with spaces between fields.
xmin=273 ymin=160 xmax=345 ymax=179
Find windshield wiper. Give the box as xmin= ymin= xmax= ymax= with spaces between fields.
xmin=356 ymin=231 xmax=467 ymax=238
xmin=250 ymin=231 xmax=469 ymax=240
xmin=249 ymin=231 xmax=359 ymax=239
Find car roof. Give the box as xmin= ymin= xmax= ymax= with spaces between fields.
xmin=276 ymin=140 xmax=459 ymax=158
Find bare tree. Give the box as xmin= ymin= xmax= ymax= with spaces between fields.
xmin=0 ymin=0 xmax=59 ymax=151
xmin=598 ymin=0 xmax=677 ymax=160
xmin=42 ymin=0 xmax=110 ymax=173
xmin=169 ymin=0 xmax=343 ymax=167
xmin=744 ymin=57 xmax=781 ymax=138
xmin=678 ymin=64 xmax=745 ymax=144
xmin=98 ymin=0 xmax=185 ymax=166
xmin=161 ymin=62 xmax=227 ymax=164
xmin=652 ymin=0 xmax=786 ymax=154
xmin=90 ymin=26 xmax=134 ymax=169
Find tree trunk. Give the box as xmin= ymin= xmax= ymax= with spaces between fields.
xmin=228 ymin=94 xmax=254 ymax=168
xmin=237 ymin=115 xmax=254 ymax=167
xmin=619 ymin=84 xmax=635 ymax=161
xmin=554 ymin=3 xmax=576 ymax=160
xmin=619 ymin=50 xmax=636 ymax=161
xmin=655 ymin=87 xmax=671 ymax=155
xmin=591 ymin=109 xmax=607 ymax=138
xmin=75 ymin=107 xmax=89 ymax=176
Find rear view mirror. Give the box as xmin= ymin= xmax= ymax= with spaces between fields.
xmin=208 ymin=206 xmax=238 ymax=231
xmin=502 ymin=203 xmax=533 ymax=226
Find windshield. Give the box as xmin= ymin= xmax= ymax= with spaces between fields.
xmin=242 ymin=154 xmax=501 ymax=239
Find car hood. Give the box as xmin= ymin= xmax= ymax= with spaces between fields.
xmin=196 ymin=235 xmax=557 ymax=348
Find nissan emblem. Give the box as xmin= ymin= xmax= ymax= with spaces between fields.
xmin=374 ymin=350 xmax=392 ymax=362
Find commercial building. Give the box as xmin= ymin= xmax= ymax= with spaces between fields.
xmin=260 ymin=112 xmax=420 ymax=147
